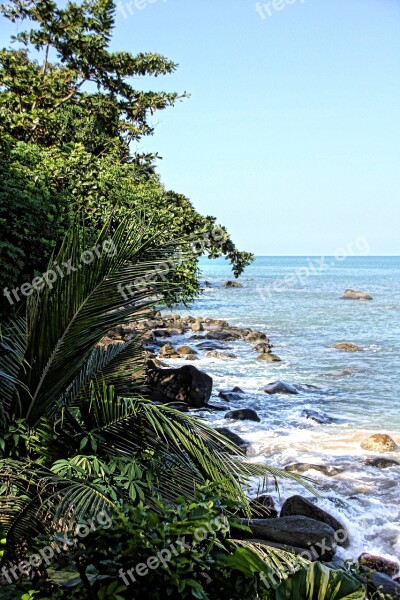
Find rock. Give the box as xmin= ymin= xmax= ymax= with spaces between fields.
xmin=280 ymin=495 xmax=349 ymax=547
xmin=185 ymin=354 xmax=198 ymax=361
xmin=359 ymin=553 xmax=399 ymax=577
xmin=206 ymin=351 xmax=237 ymax=359
xmin=159 ymin=342 xmax=180 ymax=358
xmin=253 ymin=342 xmax=273 ymax=353
xmin=302 ymin=409 xmax=335 ymax=424
xmin=225 ymin=408 xmax=260 ymax=422
xmin=257 ymin=353 xmax=281 ymax=362
xmin=166 ymin=327 xmax=184 ymax=336
xmin=215 ymin=427 xmax=249 ymax=450
xmin=342 ymin=289 xmax=373 ymax=301
xmin=365 ymin=457 xmax=400 ymax=469
xmin=196 ymin=341 xmax=228 ymax=351
xmin=335 ymin=342 xmax=363 ymax=352
xmin=204 ymin=319 xmax=230 ymax=327
xmin=285 ymin=463 xmax=343 ymax=477
xmin=218 ymin=391 xmax=242 ymax=402
xmin=261 ymin=381 xmax=299 ymax=395
xmin=206 ymin=331 xmax=238 ymax=341
xmin=245 ymin=331 xmax=267 ymax=342
xmin=191 ymin=322 xmax=204 ymax=332
xmin=361 ymin=434 xmax=398 ymax=452
xmin=249 ymin=495 xmax=278 ymax=518
xmin=146 ymin=364 xmax=212 ymax=408
xmin=153 ymin=329 xmax=171 ymax=338
xmin=238 ymin=516 xmax=337 ymax=561
xmin=232 ymin=386 xmax=244 ymax=393
xmin=367 ymin=572 xmax=400 ymax=598
xmin=223 ymin=280 xmax=243 ymax=288
xmin=177 ymin=345 xmax=197 ymax=356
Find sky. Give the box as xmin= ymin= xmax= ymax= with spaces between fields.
xmin=1 ymin=0 xmax=400 ymax=255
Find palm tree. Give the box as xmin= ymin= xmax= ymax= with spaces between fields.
xmin=0 ymin=215 xmax=304 ymax=577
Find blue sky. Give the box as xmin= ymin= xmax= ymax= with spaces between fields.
xmin=1 ymin=0 xmax=400 ymax=255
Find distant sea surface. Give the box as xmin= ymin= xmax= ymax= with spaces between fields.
xmin=164 ymin=256 xmax=400 ymax=564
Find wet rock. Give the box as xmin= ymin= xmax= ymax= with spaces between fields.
xmin=253 ymin=341 xmax=273 ymax=353
xmin=204 ymin=319 xmax=230 ymax=328
xmin=249 ymin=495 xmax=278 ymax=518
xmin=166 ymin=327 xmax=184 ymax=336
xmin=177 ymin=345 xmax=197 ymax=356
xmin=261 ymin=381 xmax=299 ymax=395
xmin=257 ymin=353 xmax=281 ymax=362
xmin=218 ymin=391 xmax=242 ymax=402
xmin=159 ymin=342 xmax=180 ymax=358
xmin=364 ymin=457 xmax=400 ymax=469
xmin=206 ymin=350 xmax=237 ymax=359
xmin=280 ymin=495 xmax=349 ymax=547
xmin=302 ymin=409 xmax=335 ymax=424
xmin=342 ymin=289 xmax=373 ymax=300
xmin=191 ymin=322 xmax=204 ymax=332
xmin=245 ymin=331 xmax=267 ymax=342
xmin=215 ymin=427 xmax=249 ymax=450
xmin=225 ymin=408 xmax=260 ymax=422
xmin=367 ymin=572 xmax=400 ymax=598
xmin=238 ymin=516 xmax=337 ymax=561
xmin=335 ymin=342 xmax=363 ymax=352
xmin=196 ymin=341 xmax=228 ymax=351
xmin=206 ymin=331 xmax=239 ymax=341
xmin=223 ymin=280 xmax=243 ymax=288
xmin=359 ymin=553 xmax=399 ymax=577
xmin=147 ymin=364 xmax=212 ymax=408
xmin=232 ymin=386 xmax=244 ymax=393
xmin=361 ymin=434 xmax=398 ymax=452
xmin=153 ymin=329 xmax=171 ymax=338
xmin=285 ymin=463 xmax=343 ymax=477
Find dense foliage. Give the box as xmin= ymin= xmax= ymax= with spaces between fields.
xmin=0 ymin=0 xmax=253 ymax=318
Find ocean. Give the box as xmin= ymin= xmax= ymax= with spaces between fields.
xmin=163 ymin=255 xmax=400 ymax=564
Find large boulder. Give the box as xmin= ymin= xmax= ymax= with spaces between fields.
xmin=261 ymin=381 xmax=299 ymax=395
xmin=361 ymin=434 xmax=398 ymax=452
xmin=238 ymin=516 xmax=337 ymax=561
xmin=159 ymin=342 xmax=180 ymax=358
xmin=342 ymin=289 xmax=373 ymax=300
xmin=146 ymin=364 xmax=212 ymax=408
xmin=359 ymin=553 xmax=399 ymax=578
xmin=215 ymin=427 xmax=249 ymax=451
xmin=225 ymin=408 xmax=260 ymax=422
xmin=280 ymin=495 xmax=349 ymax=547
xmin=367 ymin=572 xmax=400 ymax=598
xmin=335 ymin=342 xmax=363 ymax=352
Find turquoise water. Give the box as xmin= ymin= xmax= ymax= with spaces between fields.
xmin=163 ymin=256 xmax=400 ymax=562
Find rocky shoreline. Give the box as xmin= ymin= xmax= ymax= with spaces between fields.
xmin=104 ymin=310 xmax=400 ymax=596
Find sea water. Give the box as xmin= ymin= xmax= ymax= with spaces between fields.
xmin=163 ymin=256 xmax=400 ymax=564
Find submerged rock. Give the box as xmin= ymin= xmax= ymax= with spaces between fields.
xmin=361 ymin=434 xmax=398 ymax=452
xmin=335 ymin=342 xmax=363 ymax=352
xmin=223 ymin=280 xmax=243 ymax=288
xmin=218 ymin=391 xmax=242 ymax=402
xmin=261 ymin=381 xmax=299 ymax=395
xmin=285 ymin=463 xmax=343 ymax=477
xmin=147 ymin=364 xmax=212 ymax=408
xmin=302 ymin=409 xmax=335 ymax=424
xmin=342 ymin=289 xmax=373 ymax=300
xmin=206 ymin=350 xmax=237 ymax=359
xmin=225 ymin=408 xmax=260 ymax=422
xmin=257 ymin=353 xmax=281 ymax=362
xmin=364 ymin=457 xmax=400 ymax=469
xmin=280 ymin=496 xmax=349 ymax=547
